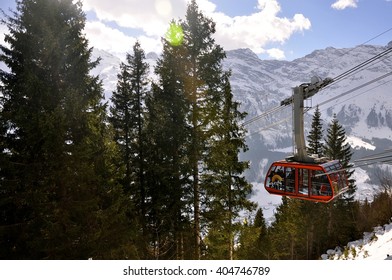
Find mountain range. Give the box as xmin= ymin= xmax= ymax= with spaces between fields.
xmin=91 ymin=41 xmax=392 ymax=209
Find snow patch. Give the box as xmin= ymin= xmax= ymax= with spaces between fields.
xmin=322 ymin=222 xmax=392 ymax=260
xmin=346 ymin=135 xmax=375 ymax=150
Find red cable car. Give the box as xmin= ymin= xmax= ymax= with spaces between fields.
xmin=264 ymin=159 xmax=348 ymax=203
xmin=263 ymin=77 xmax=349 ymax=203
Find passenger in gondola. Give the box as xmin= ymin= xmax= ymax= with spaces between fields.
xmin=271 ymin=171 xmax=283 ymax=189
xmin=267 ymin=171 xmax=276 ymax=188
xmin=319 ymin=175 xmax=331 ymax=196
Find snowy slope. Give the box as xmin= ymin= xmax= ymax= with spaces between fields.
xmin=321 ymin=222 xmax=392 ymax=260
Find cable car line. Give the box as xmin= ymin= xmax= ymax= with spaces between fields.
xmin=261 ymin=46 xmax=392 ymax=203
xmin=310 ymin=148 xmax=392 ymax=179
xmin=242 ymin=104 xmax=285 ymax=126
xmin=358 ymin=26 xmax=392 ymax=48
xmin=316 ymin=71 xmax=392 ymax=109
xmin=354 ymin=152 xmax=392 ymax=164
xmin=244 ymin=71 xmax=392 ymax=138
xmin=242 ymin=46 xmax=392 ymax=130
xmin=312 ymin=77 xmax=392 ymax=116
xmin=330 ymin=46 xmax=392 ymax=85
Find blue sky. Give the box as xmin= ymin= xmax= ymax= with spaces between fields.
xmin=1 ymin=0 xmax=392 ymax=60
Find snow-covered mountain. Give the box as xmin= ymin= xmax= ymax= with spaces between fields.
xmin=92 ymin=41 xmax=392 ymax=207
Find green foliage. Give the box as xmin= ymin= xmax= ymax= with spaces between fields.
xmin=143 ymin=37 xmax=192 ymax=259
xmin=0 ymin=0 xmax=135 ymax=259
xmin=307 ymin=105 xmax=324 ymax=156
xmin=236 ymin=208 xmax=270 ymax=259
xmin=109 ymin=41 xmax=150 ymax=257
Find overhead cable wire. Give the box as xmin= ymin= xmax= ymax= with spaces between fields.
xmin=354 ymin=149 xmax=392 ymax=163
xmin=242 ymin=104 xmax=285 ymax=126
xmin=245 ymin=71 xmax=392 ymax=136
xmin=241 ymin=28 xmax=392 ymax=132
xmin=330 ymin=46 xmax=392 ymax=84
xmin=316 ymin=71 xmax=392 ymax=108
xmin=242 ymin=47 xmax=392 ymax=129
xmin=314 ymin=78 xmax=392 ymax=114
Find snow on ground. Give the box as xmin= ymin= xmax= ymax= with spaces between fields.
xmin=321 ymin=222 xmax=392 ymax=260
xmin=346 ymin=135 xmax=376 ymax=150
xmin=353 ymin=167 xmax=378 ymax=202
xmin=251 ymin=182 xmax=282 ymax=225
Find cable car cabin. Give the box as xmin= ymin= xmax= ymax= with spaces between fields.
xmin=264 ymin=160 xmax=348 ymax=203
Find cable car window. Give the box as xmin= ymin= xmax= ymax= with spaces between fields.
xmin=311 ymin=170 xmax=321 ymax=195
xmin=285 ymin=167 xmax=295 ymax=193
xmin=299 ymin=168 xmax=309 ymax=196
xmin=267 ymin=165 xmax=284 ymax=190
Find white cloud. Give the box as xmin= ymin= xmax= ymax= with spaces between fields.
xmin=84 ymin=21 xmax=162 ymax=58
xmin=331 ymin=0 xmax=359 ymax=10
xmin=266 ymin=48 xmax=285 ymax=60
xmin=81 ymin=0 xmax=311 ymax=59
xmin=202 ymin=0 xmax=311 ymax=58
xmin=82 ymin=0 xmax=187 ymax=37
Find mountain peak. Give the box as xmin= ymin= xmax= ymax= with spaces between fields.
xmin=226 ymin=48 xmax=260 ymax=61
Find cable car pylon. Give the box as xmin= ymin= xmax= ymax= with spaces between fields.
xmin=281 ymin=76 xmax=333 ymax=163
xmin=264 ymin=77 xmax=349 ymax=203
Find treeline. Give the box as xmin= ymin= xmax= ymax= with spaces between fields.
xmin=1 ymin=0 xmax=391 ymax=260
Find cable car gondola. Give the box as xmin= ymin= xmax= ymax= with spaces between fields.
xmin=263 ymin=77 xmax=349 ymax=203
xmin=264 ymin=159 xmax=348 ymax=203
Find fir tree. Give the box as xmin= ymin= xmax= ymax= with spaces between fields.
xmin=323 ymin=115 xmax=359 ymax=249
xmin=203 ymin=74 xmax=255 ymax=259
xmin=307 ymin=105 xmax=324 ymax=157
xmin=324 ymin=114 xmax=356 ymax=197
xmin=0 ymin=0 xmax=133 ymax=259
xmin=109 ymin=41 xmax=150 ymax=256
xmin=181 ymin=0 xmax=228 ymax=259
xmin=143 ymin=32 xmax=192 ymax=259
xmin=236 ymin=208 xmax=270 ymax=259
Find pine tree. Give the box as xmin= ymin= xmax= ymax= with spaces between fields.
xmin=0 ymin=0 xmax=133 ymax=259
xmin=180 ymin=0 xmax=228 ymax=259
xmin=203 ymin=74 xmax=255 ymax=259
xmin=307 ymin=105 xmax=324 ymax=157
xmin=324 ymin=114 xmax=356 ymax=197
xmin=143 ymin=32 xmax=193 ymax=259
xmin=236 ymin=208 xmax=270 ymax=259
xmin=109 ymin=41 xmax=150 ymax=256
xmin=323 ymin=115 xmax=359 ymax=249
xmin=268 ymin=198 xmax=303 ymax=259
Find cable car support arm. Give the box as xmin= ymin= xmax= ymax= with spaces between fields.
xmin=280 ymin=77 xmax=334 ymax=163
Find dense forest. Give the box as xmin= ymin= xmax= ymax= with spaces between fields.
xmin=0 ymin=0 xmax=391 ymax=260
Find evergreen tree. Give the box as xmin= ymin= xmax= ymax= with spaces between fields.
xmin=324 ymin=114 xmax=356 ymax=197
xmin=307 ymin=105 xmax=324 ymax=157
xmin=180 ymin=0 xmax=229 ymax=259
xmin=203 ymin=74 xmax=255 ymax=259
xmin=0 ymin=0 xmax=133 ymax=259
xmin=109 ymin=41 xmax=149 ymax=256
xmin=268 ymin=198 xmax=303 ymax=259
xmin=323 ymin=115 xmax=359 ymax=249
xmin=143 ymin=32 xmax=193 ymax=259
xmin=236 ymin=208 xmax=270 ymax=259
